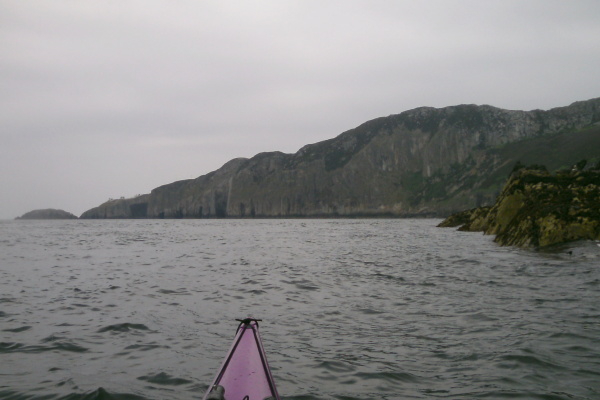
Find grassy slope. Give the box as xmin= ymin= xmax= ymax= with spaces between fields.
xmin=482 ymin=125 xmax=600 ymax=188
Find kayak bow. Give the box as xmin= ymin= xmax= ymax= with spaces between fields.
xmin=203 ymin=318 xmax=280 ymax=400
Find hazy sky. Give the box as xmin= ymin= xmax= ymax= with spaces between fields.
xmin=2 ymin=1 xmax=599 ymax=219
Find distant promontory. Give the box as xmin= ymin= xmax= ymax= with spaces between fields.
xmin=439 ymin=163 xmax=600 ymax=248
xmin=16 ymin=209 xmax=78 ymax=220
xmin=81 ymin=97 xmax=600 ymax=219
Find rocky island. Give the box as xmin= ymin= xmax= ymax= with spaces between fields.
xmin=80 ymin=97 xmax=600 ymax=219
xmin=438 ymin=163 xmax=600 ymax=248
xmin=16 ymin=209 xmax=78 ymax=220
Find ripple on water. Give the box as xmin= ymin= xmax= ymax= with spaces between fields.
xmin=137 ymin=372 xmax=193 ymax=386
xmin=284 ymin=279 xmax=321 ymax=291
xmin=97 ymin=323 xmax=151 ymax=333
xmin=0 ymin=340 xmax=88 ymax=354
xmin=499 ymin=353 xmax=566 ymax=371
xmin=123 ymin=343 xmax=167 ymax=352
xmin=353 ymin=370 xmax=422 ymax=384
xmin=315 ymin=360 xmax=356 ymax=374
xmin=63 ymin=386 xmax=147 ymax=400
xmin=157 ymin=288 xmax=190 ymax=295
xmin=2 ymin=325 xmax=32 ymax=333
xmin=0 ymin=219 xmax=598 ymax=400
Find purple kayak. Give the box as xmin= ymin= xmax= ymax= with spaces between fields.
xmin=203 ymin=318 xmax=281 ymax=400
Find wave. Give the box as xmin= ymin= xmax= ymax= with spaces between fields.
xmin=0 ymin=341 xmax=88 ymax=354
xmin=60 ymin=387 xmax=147 ymax=400
xmin=136 ymin=372 xmax=192 ymax=386
xmin=353 ymin=370 xmax=422 ymax=384
xmin=97 ymin=323 xmax=151 ymax=333
xmin=3 ymin=325 xmax=32 ymax=333
xmin=499 ymin=354 xmax=565 ymax=371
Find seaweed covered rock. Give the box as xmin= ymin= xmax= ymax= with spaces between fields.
xmin=437 ymin=206 xmax=491 ymax=229
xmin=439 ymin=167 xmax=600 ymax=248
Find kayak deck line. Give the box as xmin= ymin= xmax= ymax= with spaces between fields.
xmin=204 ymin=318 xmax=281 ymax=400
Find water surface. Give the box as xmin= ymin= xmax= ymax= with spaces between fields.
xmin=1 ymin=219 xmax=599 ymax=399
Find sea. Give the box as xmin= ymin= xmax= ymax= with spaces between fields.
xmin=0 ymin=219 xmax=599 ymax=400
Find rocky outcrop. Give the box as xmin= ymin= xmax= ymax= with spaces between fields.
xmin=437 ymin=206 xmax=491 ymax=230
xmin=439 ymin=166 xmax=600 ymax=248
xmin=80 ymin=98 xmax=600 ymax=219
xmin=16 ymin=209 xmax=78 ymax=220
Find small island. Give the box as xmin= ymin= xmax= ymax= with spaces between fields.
xmin=439 ymin=162 xmax=600 ymax=248
xmin=16 ymin=209 xmax=78 ymax=220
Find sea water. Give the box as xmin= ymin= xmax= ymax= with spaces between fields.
xmin=1 ymin=219 xmax=599 ymax=400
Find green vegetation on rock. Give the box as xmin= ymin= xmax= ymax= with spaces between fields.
xmin=439 ymin=164 xmax=600 ymax=248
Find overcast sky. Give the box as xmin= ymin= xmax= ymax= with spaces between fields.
xmin=1 ymin=1 xmax=599 ymax=219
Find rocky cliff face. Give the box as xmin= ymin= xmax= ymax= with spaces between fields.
xmin=80 ymin=195 xmax=149 ymax=219
xmin=16 ymin=209 xmax=78 ymax=220
xmin=80 ymin=98 xmax=600 ymax=219
xmin=439 ymin=166 xmax=600 ymax=248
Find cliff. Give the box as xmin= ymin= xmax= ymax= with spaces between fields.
xmin=16 ymin=209 xmax=78 ymax=220
xmin=80 ymin=97 xmax=600 ymax=219
xmin=80 ymin=195 xmax=149 ymax=219
xmin=439 ymin=165 xmax=600 ymax=248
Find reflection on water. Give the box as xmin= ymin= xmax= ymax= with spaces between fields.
xmin=1 ymin=219 xmax=599 ymax=400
